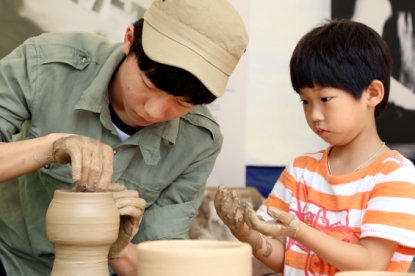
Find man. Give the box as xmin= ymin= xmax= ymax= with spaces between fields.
xmin=0 ymin=0 xmax=249 ymax=275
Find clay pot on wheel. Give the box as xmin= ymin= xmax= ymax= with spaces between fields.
xmin=46 ymin=190 xmax=120 ymax=276
xmin=136 ymin=240 xmax=252 ymax=276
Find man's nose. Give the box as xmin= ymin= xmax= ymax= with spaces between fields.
xmin=145 ymin=96 xmax=170 ymax=120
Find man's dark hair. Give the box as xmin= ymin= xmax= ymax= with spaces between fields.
xmin=290 ymin=19 xmax=392 ymax=118
xmin=128 ymin=19 xmax=216 ymax=105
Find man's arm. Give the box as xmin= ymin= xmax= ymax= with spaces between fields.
xmin=0 ymin=38 xmax=115 ymax=190
xmin=0 ymin=134 xmax=116 ymax=191
xmin=108 ymin=243 xmax=138 ymax=276
xmin=0 ymin=134 xmax=63 ymax=182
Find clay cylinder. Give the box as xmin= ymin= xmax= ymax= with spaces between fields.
xmin=46 ymin=190 xmax=120 ymax=276
xmin=136 ymin=240 xmax=252 ymax=276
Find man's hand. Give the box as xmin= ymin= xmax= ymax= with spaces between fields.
xmin=107 ymin=183 xmax=146 ymax=259
xmin=244 ymin=203 xmax=300 ymax=238
xmin=52 ymin=135 xmax=114 ymax=191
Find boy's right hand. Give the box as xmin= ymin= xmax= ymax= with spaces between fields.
xmin=244 ymin=203 xmax=300 ymax=238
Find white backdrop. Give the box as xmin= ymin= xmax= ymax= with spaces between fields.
xmin=205 ymin=0 xmax=250 ymax=188
xmin=245 ymin=0 xmax=330 ymax=167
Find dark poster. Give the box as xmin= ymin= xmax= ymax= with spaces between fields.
xmin=332 ymin=0 xmax=415 ymax=163
xmin=0 ymin=0 xmax=145 ymax=59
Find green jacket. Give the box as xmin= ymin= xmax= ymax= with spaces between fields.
xmin=0 ymin=32 xmax=222 ymax=275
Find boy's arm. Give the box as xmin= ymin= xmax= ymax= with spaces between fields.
xmin=250 ymin=235 xmax=286 ymax=272
xmin=247 ymin=204 xmax=398 ymax=271
xmin=297 ymin=221 xmax=397 ymax=271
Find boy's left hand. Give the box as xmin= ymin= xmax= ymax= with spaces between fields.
xmin=243 ymin=202 xmax=300 ymax=238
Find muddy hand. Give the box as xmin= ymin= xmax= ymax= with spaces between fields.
xmin=244 ymin=203 xmax=299 ymax=238
xmin=52 ymin=135 xmax=114 ymax=192
xmin=214 ymin=185 xmax=246 ymax=239
xmin=107 ymin=183 xmax=146 ymax=259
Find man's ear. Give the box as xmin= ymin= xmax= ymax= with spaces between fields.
xmin=365 ymin=80 xmax=384 ymax=107
xmin=122 ymin=25 xmax=135 ymax=55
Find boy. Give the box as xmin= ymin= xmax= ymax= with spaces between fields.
xmin=215 ymin=19 xmax=415 ymax=275
xmin=0 ymin=0 xmax=249 ymax=275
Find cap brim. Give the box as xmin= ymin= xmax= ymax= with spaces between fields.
xmin=142 ymin=21 xmax=228 ymax=98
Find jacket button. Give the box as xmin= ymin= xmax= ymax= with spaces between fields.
xmin=81 ymin=57 xmax=88 ymax=63
xmin=189 ymin=213 xmax=195 ymax=218
xmin=113 ymin=149 xmax=117 ymax=155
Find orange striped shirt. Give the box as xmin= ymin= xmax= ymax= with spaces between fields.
xmin=257 ymin=147 xmax=415 ymax=275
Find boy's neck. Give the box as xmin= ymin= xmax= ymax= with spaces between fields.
xmin=327 ymin=131 xmax=389 ymax=176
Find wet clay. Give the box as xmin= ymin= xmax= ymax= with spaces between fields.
xmin=136 ymin=240 xmax=252 ymax=276
xmin=243 ymin=202 xmax=299 ymax=238
xmin=46 ymin=190 xmax=120 ymax=276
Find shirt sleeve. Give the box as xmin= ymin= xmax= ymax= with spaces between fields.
xmin=0 ymin=38 xmax=37 ymax=141
xmin=132 ymin=136 xmax=222 ymax=243
xmin=361 ymin=158 xmax=415 ymax=252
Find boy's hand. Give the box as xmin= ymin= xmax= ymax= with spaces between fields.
xmin=244 ymin=203 xmax=299 ymax=238
xmin=214 ymin=185 xmax=274 ymax=255
xmin=107 ymin=183 xmax=146 ymax=259
xmin=214 ymin=185 xmax=247 ymax=239
xmin=52 ymin=135 xmax=114 ymax=192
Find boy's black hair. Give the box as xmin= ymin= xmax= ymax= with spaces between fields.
xmin=290 ymin=19 xmax=392 ymax=118
xmin=128 ymin=19 xmax=216 ymax=105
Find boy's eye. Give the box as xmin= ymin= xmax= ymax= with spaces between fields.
xmin=300 ymin=99 xmax=309 ymax=104
xmin=321 ymin=97 xmax=332 ymax=102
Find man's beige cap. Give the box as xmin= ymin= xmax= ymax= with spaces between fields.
xmin=142 ymin=0 xmax=249 ymax=97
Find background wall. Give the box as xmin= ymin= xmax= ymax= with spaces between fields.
xmin=1 ymin=0 xmax=414 ymax=197
xmin=246 ymin=0 xmax=330 ymax=167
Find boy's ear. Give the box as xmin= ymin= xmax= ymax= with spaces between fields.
xmin=122 ymin=25 xmax=135 ymax=55
xmin=365 ymin=80 xmax=384 ymax=107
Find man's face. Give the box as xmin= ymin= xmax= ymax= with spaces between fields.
xmin=110 ymin=55 xmax=195 ymax=129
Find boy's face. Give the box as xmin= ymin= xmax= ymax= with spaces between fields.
xmin=298 ymin=87 xmax=370 ymax=146
xmin=109 ymin=55 xmax=195 ymax=129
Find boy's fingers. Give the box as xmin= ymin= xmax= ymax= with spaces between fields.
xmin=267 ymin=206 xmax=300 ymax=237
xmin=267 ymin=206 xmax=290 ymax=223
xmin=230 ymin=190 xmax=240 ymax=214
xmin=243 ymin=202 xmax=258 ymax=228
xmin=214 ymin=185 xmax=226 ymax=213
